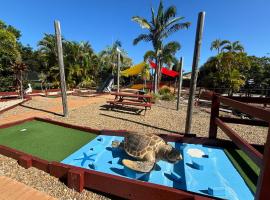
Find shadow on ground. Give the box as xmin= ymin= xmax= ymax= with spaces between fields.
xmin=100 ymin=113 xmax=180 ymax=134
xmin=20 ymin=104 xmax=63 ymax=117
xmin=100 ymin=104 xmax=144 ymax=115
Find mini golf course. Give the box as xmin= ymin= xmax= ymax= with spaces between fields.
xmin=0 ymin=120 xmax=258 ymax=199
xmin=0 ymin=120 xmax=97 ymax=161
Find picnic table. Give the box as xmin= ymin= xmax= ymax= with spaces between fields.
xmin=106 ymin=92 xmax=152 ymax=115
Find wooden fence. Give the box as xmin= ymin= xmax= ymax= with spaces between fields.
xmin=201 ymin=91 xmax=270 ymax=200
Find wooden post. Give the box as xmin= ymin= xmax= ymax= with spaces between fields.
xmin=176 ymin=57 xmax=183 ymax=111
xmin=208 ymin=93 xmax=220 ymax=138
xmin=20 ymin=70 xmax=24 ymax=99
xmin=54 ymin=20 xmax=68 ymax=117
xmin=154 ymin=58 xmax=158 ymax=94
xmin=255 ymin=127 xmax=270 ymax=200
xmin=185 ymin=11 xmax=205 ymax=134
xmin=117 ymin=48 xmax=121 ymax=93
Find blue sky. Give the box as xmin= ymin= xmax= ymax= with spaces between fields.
xmin=0 ymin=0 xmax=269 ymax=72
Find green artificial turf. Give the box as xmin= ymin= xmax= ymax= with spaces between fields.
xmin=225 ymin=148 xmax=260 ymax=194
xmin=0 ymin=120 xmax=97 ymax=162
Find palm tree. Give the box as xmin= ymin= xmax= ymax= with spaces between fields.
xmin=144 ymin=41 xmax=180 ymax=69
xmin=221 ymin=41 xmax=244 ymax=53
xmin=38 ymin=34 xmax=59 ymax=85
xmin=64 ymin=41 xmax=98 ymax=88
xmin=132 ymin=1 xmax=190 ymax=92
xmin=210 ymin=39 xmax=230 ymax=54
xmin=99 ymin=40 xmax=132 ymax=74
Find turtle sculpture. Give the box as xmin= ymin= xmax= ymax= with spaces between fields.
xmin=112 ymin=132 xmax=182 ymax=173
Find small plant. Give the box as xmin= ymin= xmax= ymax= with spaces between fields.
xmin=151 ymin=93 xmax=161 ymax=103
xmin=159 ymin=86 xmax=171 ymax=95
xmin=160 ymin=93 xmax=175 ymax=101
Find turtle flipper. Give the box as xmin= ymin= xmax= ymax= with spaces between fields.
xmin=112 ymin=140 xmax=120 ymax=148
xmin=122 ymin=159 xmax=155 ymax=173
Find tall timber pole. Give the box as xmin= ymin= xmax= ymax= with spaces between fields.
xmin=54 ymin=20 xmax=68 ymax=117
xmin=185 ymin=12 xmax=205 ymax=134
xmin=116 ymin=47 xmax=121 ymax=93
xmin=176 ymin=57 xmax=184 ymax=111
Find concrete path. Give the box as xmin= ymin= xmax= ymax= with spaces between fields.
xmin=0 ymin=176 xmax=56 ymax=200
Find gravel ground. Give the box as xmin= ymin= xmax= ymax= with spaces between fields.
xmin=0 ymin=99 xmax=23 ymax=111
xmin=51 ymin=98 xmax=268 ymax=145
xmin=0 ymin=96 xmax=268 ymax=199
xmin=0 ymin=155 xmax=110 ymax=200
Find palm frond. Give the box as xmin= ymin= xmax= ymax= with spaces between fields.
xmin=162 ymin=22 xmax=190 ymax=38
xmin=163 ymin=41 xmax=181 ymax=53
xmin=220 ymin=40 xmax=230 ymax=46
xmin=151 ymin=7 xmax=156 ymax=27
xmin=133 ymin=34 xmax=152 ymax=45
xmin=143 ymin=50 xmax=156 ymax=61
xmin=164 ymin=6 xmax=176 ymax=23
xmin=157 ymin=1 xmax=164 ymax=22
xmin=165 ymin=16 xmax=187 ymax=29
xmin=132 ymin=16 xmax=151 ymax=29
xmin=221 ymin=45 xmax=232 ymax=52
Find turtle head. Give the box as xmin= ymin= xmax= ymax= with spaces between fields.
xmin=165 ymin=145 xmax=182 ymax=163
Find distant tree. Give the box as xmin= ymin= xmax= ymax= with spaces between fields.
xmin=0 ymin=20 xmax=21 ymax=40
xmin=199 ymin=52 xmax=250 ymax=95
xmin=0 ymin=22 xmax=21 ymax=91
xmin=221 ymin=41 xmax=244 ymax=53
xmin=210 ymin=39 xmax=230 ymax=54
xmin=99 ymin=40 xmax=132 ymax=75
xmin=144 ymin=41 xmax=180 ymax=70
xmin=132 ymin=0 xmax=190 ymax=92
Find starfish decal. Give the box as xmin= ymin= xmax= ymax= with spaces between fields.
xmin=74 ymin=152 xmax=96 ymax=166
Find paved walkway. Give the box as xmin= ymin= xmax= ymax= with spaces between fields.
xmin=0 ymin=95 xmax=113 ymax=125
xmin=0 ymin=176 xmax=56 ymax=200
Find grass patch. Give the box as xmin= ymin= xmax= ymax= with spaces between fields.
xmin=224 ymin=148 xmax=260 ymax=194
xmin=0 ymin=120 xmax=97 ymax=161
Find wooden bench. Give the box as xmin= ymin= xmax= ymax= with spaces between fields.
xmin=106 ymin=100 xmax=151 ymax=115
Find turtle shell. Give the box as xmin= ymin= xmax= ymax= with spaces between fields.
xmin=123 ymin=132 xmax=165 ymax=159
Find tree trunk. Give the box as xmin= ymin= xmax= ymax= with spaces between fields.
xmin=20 ymin=71 xmax=23 ymax=99
xmin=153 ymin=57 xmax=158 ymax=93
xmin=157 ymin=60 xmax=162 ymax=90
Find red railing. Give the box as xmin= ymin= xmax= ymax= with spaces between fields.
xmin=202 ymin=91 xmax=270 ymax=200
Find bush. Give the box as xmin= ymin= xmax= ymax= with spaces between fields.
xmin=160 ymin=93 xmax=175 ymax=101
xmin=159 ymin=86 xmax=171 ymax=95
xmin=151 ymin=93 xmax=161 ymax=103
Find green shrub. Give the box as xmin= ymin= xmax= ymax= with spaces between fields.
xmin=160 ymin=93 xmax=175 ymax=101
xmin=158 ymin=86 xmax=171 ymax=95
xmin=151 ymin=93 xmax=161 ymax=103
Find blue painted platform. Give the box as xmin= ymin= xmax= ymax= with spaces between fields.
xmin=61 ymin=135 xmax=254 ymax=200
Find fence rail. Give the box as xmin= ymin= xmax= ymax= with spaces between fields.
xmin=201 ymin=90 xmax=270 ymax=200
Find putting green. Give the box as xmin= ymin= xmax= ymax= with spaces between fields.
xmin=225 ymin=148 xmax=260 ymax=194
xmin=0 ymin=120 xmax=97 ymax=161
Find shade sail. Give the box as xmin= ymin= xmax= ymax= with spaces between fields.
xmin=120 ymin=62 xmax=146 ymax=77
xmin=149 ymin=60 xmax=179 ymax=77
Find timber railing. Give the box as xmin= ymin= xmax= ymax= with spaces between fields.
xmin=201 ymin=91 xmax=270 ymax=200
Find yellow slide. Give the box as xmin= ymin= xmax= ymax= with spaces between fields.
xmin=120 ymin=62 xmax=146 ymax=77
